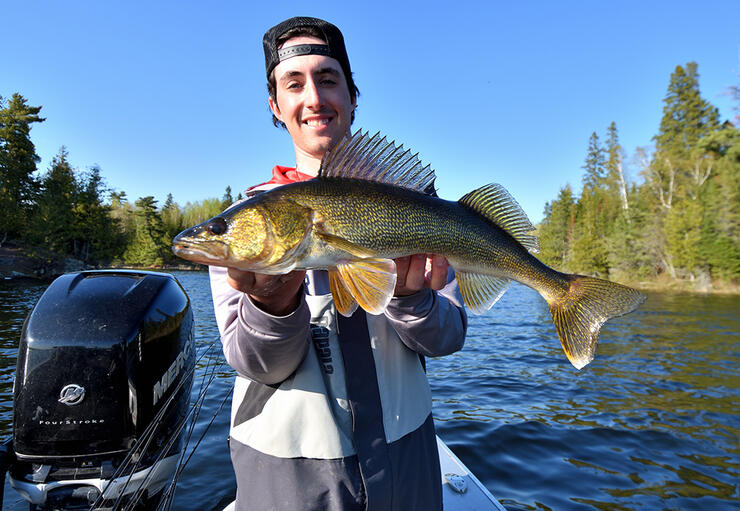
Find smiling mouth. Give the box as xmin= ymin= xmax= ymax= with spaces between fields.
xmin=303 ymin=118 xmax=331 ymax=127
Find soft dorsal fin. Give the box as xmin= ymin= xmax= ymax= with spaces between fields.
xmin=459 ymin=183 xmax=540 ymax=253
xmin=319 ymin=130 xmax=436 ymax=193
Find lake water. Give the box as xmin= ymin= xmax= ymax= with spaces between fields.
xmin=1 ymin=271 xmax=738 ymax=510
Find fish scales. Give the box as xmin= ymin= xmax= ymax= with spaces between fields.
xmin=280 ymin=178 xmax=555 ymax=287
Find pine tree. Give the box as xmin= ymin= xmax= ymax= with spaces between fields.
xmin=125 ymin=196 xmax=166 ymax=266
xmin=570 ymin=133 xmax=610 ymax=276
xmin=161 ymin=193 xmax=184 ymax=263
xmin=0 ymin=93 xmax=45 ymax=244
xmin=538 ymin=185 xmax=574 ymax=269
xmin=655 ymin=62 xmax=720 ymax=157
xmin=33 ymin=147 xmax=78 ymax=254
xmin=646 ymin=63 xmax=719 ymax=213
xmin=694 ymin=124 xmax=740 ymax=280
xmin=605 ymin=122 xmax=629 ymax=220
xmin=222 ymin=185 xmax=234 ymax=210
xmin=74 ymin=165 xmax=124 ymax=263
xmin=581 ymin=132 xmax=606 ymax=191
xmin=648 ymin=62 xmax=723 ymax=280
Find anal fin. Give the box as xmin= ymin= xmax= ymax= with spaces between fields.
xmin=456 ymin=271 xmax=511 ymax=315
xmin=331 ymin=258 xmax=397 ymax=316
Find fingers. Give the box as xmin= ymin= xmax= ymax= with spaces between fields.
xmin=405 ymin=254 xmax=427 ymax=291
xmin=428 ymin=255 xmax=449 ymax=291
xmin=226 ymin=268 xmax=307 ymax=315
xmin=394 ymin=254 xmax=449 ymax=296
xmin=226 ymin=268 xmax=256 ymax=294
xmin=395 ymin=256 xmax=410 ymax=290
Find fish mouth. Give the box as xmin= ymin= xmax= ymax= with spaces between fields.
xmin=171 ymin=238 xmax=230 ymax=265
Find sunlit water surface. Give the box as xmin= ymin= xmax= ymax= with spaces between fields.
xmin=1 ymin=271 xmax=738 ymax=510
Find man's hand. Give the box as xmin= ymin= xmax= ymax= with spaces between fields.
xmin=394 ymin=254 xmax=449 ymax=297
xmin=227 ymin=268 xmax=306 ymax=316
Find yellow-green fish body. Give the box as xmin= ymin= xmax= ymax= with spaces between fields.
xmin=173 ymin=131 xmax=645 ymax=369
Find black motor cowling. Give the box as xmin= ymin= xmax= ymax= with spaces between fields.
xmin=9 ymin=270 xmax=194 ymax=509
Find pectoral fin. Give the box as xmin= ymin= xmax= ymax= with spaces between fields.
xmin=330 ymin=258 xmax=397 ymax=316
xmin=329 ymin=269 xmax=359 ymax=317
xmin=315 ymin=231 xmax=376 ymax=258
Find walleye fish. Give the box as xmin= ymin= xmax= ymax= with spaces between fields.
xmin=173 ymin=131 xmax=645 ymax=369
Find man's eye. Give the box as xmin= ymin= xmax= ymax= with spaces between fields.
xmin=286 ymin=82 xmax=302 ymax=90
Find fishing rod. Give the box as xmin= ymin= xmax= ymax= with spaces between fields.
xmin=96 ymin=337 xmax=225 ymax=511
xmin=154 ymin=369 xmax=233 ymax=511
xmin=122 ymin=342 xmax=230 ymax=511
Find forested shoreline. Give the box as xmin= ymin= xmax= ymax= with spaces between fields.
xmin=536 ymin=62 xmax=739 ymax=293
xmin=2 ymin=61 xmax=738 ymax=290
xmin=0 ymin=92 xmax=240 ymax=271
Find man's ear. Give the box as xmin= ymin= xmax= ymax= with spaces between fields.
xmin=268 ymin=96 xmax=283 ymax=122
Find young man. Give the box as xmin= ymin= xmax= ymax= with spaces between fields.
xmin=209 ymin=16 xmax=467 ymax=511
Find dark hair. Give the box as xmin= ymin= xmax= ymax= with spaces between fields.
xmin=266 ymin=26 xmax=359 ymax=128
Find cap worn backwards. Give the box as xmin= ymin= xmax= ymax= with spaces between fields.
xmin=263 ymin=16 xmax=355 ymax=94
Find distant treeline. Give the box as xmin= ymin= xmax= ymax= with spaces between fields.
xmin=537 ymin=62 xmax=739 ymax=287
xmin=0 ymin=93 xmax=240 ymax=267
xmin=2 ymin=61 xmax=739 ymax=283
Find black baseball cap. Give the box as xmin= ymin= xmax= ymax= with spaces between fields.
xmin=263 ymin=16 xmax=356 ymax=96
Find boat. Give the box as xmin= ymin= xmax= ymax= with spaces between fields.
xmin=1 ymin=270 xmax=507 ymax=510
xmin=220 ymin=436 xmax=506 ymax=511
xmin=437 ymin=436 xmax=507 ymax=510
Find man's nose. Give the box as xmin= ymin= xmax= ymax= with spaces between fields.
xmin=303 ymin=78 xmax=323 ymax=109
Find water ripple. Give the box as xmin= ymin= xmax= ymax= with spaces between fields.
xmin=1 ymin=276 xmax=738 ymax=510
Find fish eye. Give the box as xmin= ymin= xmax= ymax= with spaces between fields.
xmin=207 ymin=217 xmax=227 ymax=235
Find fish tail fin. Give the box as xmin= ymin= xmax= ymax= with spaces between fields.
xmin=546 ymin=275 xmax=646 ymax=370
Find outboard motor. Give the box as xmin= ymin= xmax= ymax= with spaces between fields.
xmin=6 ymin=270 xmax=194 ymax=510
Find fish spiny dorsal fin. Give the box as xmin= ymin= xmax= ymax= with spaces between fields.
xmin=319 ymin=130 xmax=436 ymax=193
xmin=459 ymin=183 xmax=540 ymax=253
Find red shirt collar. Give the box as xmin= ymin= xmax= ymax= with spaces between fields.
xmin=268 ymin=166 xmax=315 ymax=184
xmin=245 ymin=166 xmax=315 ymax=195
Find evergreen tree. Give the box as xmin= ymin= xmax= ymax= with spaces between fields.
xmin=653 ymin=63 xmax=720 ymax=203
xmin=655 ymin=62 xmax=720 ymax=157
xmin=648 ymin=62 xmax=723 ymax=279
xmin=0 ymin=93 xmax=45 ymax=244
xmin=124 ymin=196 xmax=166 ymax=266
xmin=581 ymin=132 xmax=606 ymax=191
xmin=538 ymin=185 xmax=574 ymax=269
xmin=161 ymin=193 xmax=184 ymax=263
xmin=222 ymin=185 xmax=234 ymax=209
xmin=31 ymin=151 xmax=123 ymax=264
xmin=74 ymin=165 xmax=124 ymax=263
xmin=33 ymin=147 xmax=78 ymax=254
xmin=109 ymin=191 xmax=137 ymax=262
xmin=605 ymin=122 xmax=630 ymax=220
xmin=570 ymin=132 xmax=610 ymax=276
xmin=694 ymin=124 xmax=740 ymax=280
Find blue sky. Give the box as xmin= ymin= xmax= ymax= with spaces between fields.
xmin=4 ymin=1 xmax=739 ymax=223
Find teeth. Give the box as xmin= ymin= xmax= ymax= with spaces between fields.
xmin=305 ymin=118 xmax=330 ymax=127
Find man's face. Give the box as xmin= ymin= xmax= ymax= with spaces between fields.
xmin=269 ymin=36 xmax=355 ymax=165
